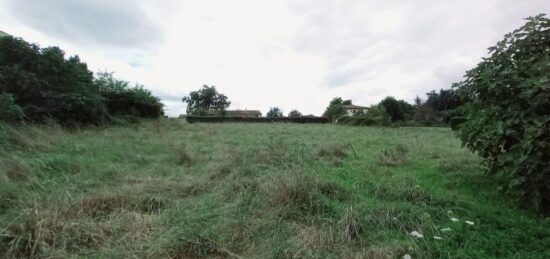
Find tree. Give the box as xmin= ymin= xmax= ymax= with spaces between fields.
xmin=425 ymin=88 xmax=461 ymax=112
xmin=182 ymin=85 xmax=230 ymax=115
xmin=266 ymin=107 xmax=283 ymax=118
xmin=323 ymin=97 xmax=351 ymax=122
xmin=0 ymin=93 xmax=24 ymax=122
xmin=95 ymin=72 xmax=164 ymax=119
xmin=454 ymin=14 xmax=550 ymax=211
xmin=0 ymin=36 xmax=109 ymax=124
xmin=288 ymin=109 xmax=303 ymax=118
xmin=379 ymin=97 xmax=404 ymax=122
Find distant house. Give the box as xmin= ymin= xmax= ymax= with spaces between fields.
xmin=342 ymin=104 xmax=368 ymax=116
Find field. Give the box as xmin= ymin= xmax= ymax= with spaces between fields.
xmin=1 ymin=120 xmax=549 ymax=258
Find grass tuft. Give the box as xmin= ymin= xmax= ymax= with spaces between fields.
xmin=377 ymin=144 xmax=408 ymax=166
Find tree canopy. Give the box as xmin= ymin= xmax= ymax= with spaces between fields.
xmin=454 ymin=14 xmax=550 ymax=211
xmin=0 ymin=36 xmax=163 ymax=125
xmin=266 ymin=107 xmax=284 ymax=118
xmin=182 ymin=85 xmax=230 ymax=115
xmin=323 ymin=97 xmax=351 ymax=122
xmin=288 ymin=109 xmax=303 ymax=118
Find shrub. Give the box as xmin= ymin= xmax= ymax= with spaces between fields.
xmin=0 ymin=37 xmax=109 ymax=125
xmin=0 ymin=36 xmax=163 ymax=126
xmin=95 ymin=72 xmax=164 ymax=119
xmin=454 ymin=15 xmax=550 ymax=211
xmin=0 ymin=93 xmax=24 ymax=122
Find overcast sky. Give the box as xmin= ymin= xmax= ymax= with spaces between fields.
xmin=1 ymin=0 xmax=548 ymax=116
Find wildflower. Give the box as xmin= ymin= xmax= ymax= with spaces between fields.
xmin=450 ymin=217 xmax=459 ymax=222
xmin=434 ymin=236 xmax=443 ymax=240
xmin=403 ymin=254 xmax=412 ymax=259
xmin=441 ymin=227 xmax=452 ymax=232
xmin=465 ymin=220 xmax=475 ymax=225
xmin=409 ymin=231 xmax=424 ymax=238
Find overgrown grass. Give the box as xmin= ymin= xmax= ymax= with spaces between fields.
xmin=1 ymin=120 xmax=549 ymax=258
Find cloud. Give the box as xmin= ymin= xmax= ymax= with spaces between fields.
xmin=288 ymin=0 xmax=550 ymax=102
xmin=4 ymin=0 xmax=164 ymax=50
xmin=1 ymin=0 xmax=549 ymax=117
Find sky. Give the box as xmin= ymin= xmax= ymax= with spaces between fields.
xmin=1 ymin=0 xmax=549 ymax=117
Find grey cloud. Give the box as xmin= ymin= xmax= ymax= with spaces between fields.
xmin=289 ymin=0 xmax=550 ymax=92
xmin=6 ymin=0 xmax=163 ymax=49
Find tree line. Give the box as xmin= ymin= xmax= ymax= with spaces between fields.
xmin=323 ymin=88 xmax=461 ymax=126
xmin=180 ymin=15 xmax=550 ymax=212
xmin=0 ymin=36 xmax=164 ymax=126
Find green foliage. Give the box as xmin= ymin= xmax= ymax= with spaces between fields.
xmin=288 ymin=109 xmax=303 ymax=118
xmin=379 ymin=96 xmax=414 ymax=122
xmin=0 ymin=93 xmax=24 ymax=122
xmin=0 ymin=36 xmax=108 ymax=125
xmin=95 ymin=72 xmax=164 ymax=119
xmin=454 ymin=14 xmax=550 ymax=211
xmin=266 ymin=107 xmax=284 ymax=118
xmin=414 ymin=88 xmax=462 ymax=124
xmin=323 ymin=97 xmax=351 ymax=122
xmin=181 ymin=85 xmax=230 ymax=115
xmin=0 ymin=36 xmax=163 ymax=125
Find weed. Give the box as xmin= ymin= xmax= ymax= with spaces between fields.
xmin=377 ymin=144 xmax=408 ymax=166
xmin=168 ymin=142 xmax=194 ymax=165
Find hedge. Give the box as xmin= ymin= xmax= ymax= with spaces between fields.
xmin=185 ymin=116 xmax=329 ymax=124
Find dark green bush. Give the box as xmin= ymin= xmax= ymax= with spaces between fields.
xmin=338 ymin=116 xmax=376 ymax=126
xmin=0 ymin=36 xmax=108 ymax=124
xmin=454 ymin=15 xmax=550 ymax=212
xmin=95 ymin=72 xmax=164 ymax=119
xmin=0 ymin=93 xmax=24 ymax=122
xmin=0 ymin=36 xmax=163 ymax=125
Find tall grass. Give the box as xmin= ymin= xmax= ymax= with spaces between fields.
xmin=0 ymin=120 xmax=548 ymax=258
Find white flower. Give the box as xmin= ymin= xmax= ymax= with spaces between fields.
xmin=409 ymin=231 xmax=424 ymax=238
xmin=441 ymin=227 xmax=452 ymax=232
xmin=450 ymin=217 xmax=459 ymax=222
xmin=403 ymin=254 xmax=412 ymax=259
xmin=465 ymin=220 xmax=475 ymax=225
xmin=434 ymin=236 xmax=443 ymax=240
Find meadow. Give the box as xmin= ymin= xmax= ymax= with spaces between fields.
xmin=1 ymin=120 xmax=549 ymax=258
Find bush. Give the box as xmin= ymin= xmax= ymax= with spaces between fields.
xmin=95 ymin=72 xmax=164 ymax=119
xmin=454 ymin=15 xmax=550 ymax=212
xmin=185 ymin=116 xmax=328 ymax=124
xmin=0 ymin=36 xmax=163 ymax=125
xmin=338 ymin=116 xmax=377 ymax=126
xmin=0 ymin=37 xmax=109 ymax=125
xmin=0 ymin=93 xmax=24 ymax=122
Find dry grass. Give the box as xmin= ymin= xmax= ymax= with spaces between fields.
xmin=1 ymin=121 xmax=548 ymax=258
xmin=2 ymin=194 xmax=163 ymax=257
xmin=376 ymin=144 xmax=408 ymax=167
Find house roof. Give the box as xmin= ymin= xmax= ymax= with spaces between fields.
xmin=342 ymin=104 xmax=368 ymax=109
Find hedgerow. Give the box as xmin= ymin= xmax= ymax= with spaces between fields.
xmin=185 ymin=116 xmax=328 ymax=124
xmin=0 ymin=36 xmax=163 ymax=125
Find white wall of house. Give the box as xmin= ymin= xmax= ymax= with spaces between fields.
xmin=345 ymin=108 xmax=365 ymax=116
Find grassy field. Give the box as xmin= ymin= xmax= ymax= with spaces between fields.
xmin=1 ymin=120 xmax=549 ymax=258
